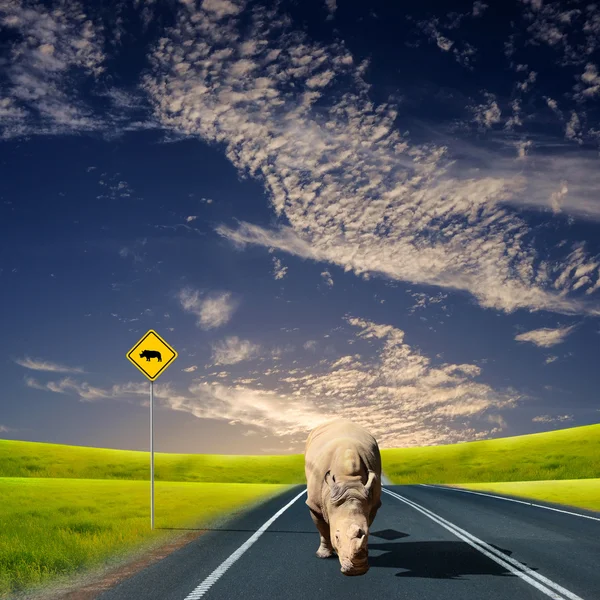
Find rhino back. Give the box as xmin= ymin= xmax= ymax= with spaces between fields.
xmin=304 ymin=419 xmax=382 ymax=516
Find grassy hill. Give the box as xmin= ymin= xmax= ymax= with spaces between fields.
xmin=2 ymin=421 xmax=599 ymax=485
xmin=450 ymin=479 xmax=600 ymax=512
xmin=0 ymin=439 xmax=305 ymax=483
xmin=380 ymin=422 xmax=600 ymax=484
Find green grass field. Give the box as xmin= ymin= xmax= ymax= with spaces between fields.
xmin=0 ymin=439 xmax=305 ymax=483
xmin=381 ymin=422 xmax=600 ymax=484
xmin=450 ymin=478 xmax=600 ymax=512
xmin=2 ymin=422 xmax=599 ymax=597
xmin=0 ymin=477 xmax=292 ymax=598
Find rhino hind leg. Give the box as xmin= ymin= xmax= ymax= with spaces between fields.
xmin=309 ymin=509 xmax=334 ymax=559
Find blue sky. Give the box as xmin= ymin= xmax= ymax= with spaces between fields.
xmin=1 ymin=0 xmax=599 ymax=454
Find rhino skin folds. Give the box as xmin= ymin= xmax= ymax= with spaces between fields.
xmin=304 ymin=418 xmax=383 ymax=576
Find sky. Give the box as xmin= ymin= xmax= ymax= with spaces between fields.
xmin=1 ymin=0 xmax=600 ymax=455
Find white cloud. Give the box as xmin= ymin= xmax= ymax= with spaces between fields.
xmin=178 ymin=287 xmax=239 ymax=329
xmin=549 ymin=180 xmax=568 ymax=214
xmin=200 ymin=0 xmax=244 ymax=19
xmin=142 ymin=3 xmax=600 ymax=317
xmin=324 ymin=0 xmax=337 ymax=19
xmin=15 ymin=357 xmax=85 ymax=374
xmin=25 ymin=376 xmax=148 ymax=402
xmin=272 ymin=256 xmax=288 ymax=279
xmin=578 ymin=63 xmax=600 ymax=98
xmin=532 ymin=414 xmax=573 ymax=424
xmin=216 ymin=219 xmax=599 ymax=316
xmin=186 ymin=215 xmax=198 ymax=222
xmin=472 ymin=2 xmax=488 ymax=17
xmin=495 ymin=151 xmax=600 ymax=222
xmin=22 ymin=314 xmax=527 ymax=447
xmin=514 ymin=139 xmax=532 ymax=159
xmin=546 ymin=97 xmax=561 ymax=115
xmin=303 ymin=340 xmax=318 ymax=351
xmin=503 ymin=99 xmax=523 ymax=132
xmin=0 ymin=424 xmax=13 ymax=433
xmin=182 ymin=365 xmax=198 ymax=372
xmin=486 ymin=414 xmax=507 ymax=429
xmin=517 ymin=70 xmax=537 ymax=93
xmin=321 ymin=270 xmax=334 ymax=287
xmin=408 ymin=291 xmax=448 ymax=314
xmin=161 ymin=316 xmax=522 ymax=448
xmin=0 ymin=0 xmax=106 ymax=138
xmin=270 ymin=344 xmax=295 ymax=361
xmin=519 ymin=1 xmax=600 ymax=67
xmin=565 ymin=111 xmax=583 ymax=144
xmin=514 ymin=325 xmax=577 ymax=348
xmin=410 ymin=13 xmax=477 ymax=68
xmin=210 ymin=336 xmax=262 ymax=365
xmin=423 ymin=22 xmax=453 ymax=51
xmin=165 ymin=381 xmax=327 ymax=438
xmin=471 ymin=92 xmax=501 ymax=129
xmin=103 ymin=88 xmax=146 ymax=110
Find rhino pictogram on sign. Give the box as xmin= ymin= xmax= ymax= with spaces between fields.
xmin=140 ymin=349 xmax=162 ymax=362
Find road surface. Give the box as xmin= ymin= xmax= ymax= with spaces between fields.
xmin=98 ymin=484 xmax=600 ymax=600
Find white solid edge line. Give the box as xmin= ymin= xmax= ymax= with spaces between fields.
xmin=183 ymin=488 xmax=307 ymax=600
xmin=383 ymin=488 xmax=586 ymax=600
xmin=420 ymin=484 xmax=600 ymax=523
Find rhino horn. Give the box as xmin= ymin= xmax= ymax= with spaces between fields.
xmin=353 ymin=534 xmax=368 ymax=552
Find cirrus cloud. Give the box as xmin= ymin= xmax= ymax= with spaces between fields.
xmin=15 ymin=357 xmax=85 ymax=374
xmin=24 ymin=376 xmax=148 ymax=402
xmin=532 ymin=414 xmax=574 ymax=424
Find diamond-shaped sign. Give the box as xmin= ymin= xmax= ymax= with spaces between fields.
xmin=127 ymin=330 xmax=177 ymax=381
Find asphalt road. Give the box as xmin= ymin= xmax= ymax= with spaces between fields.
xmin=98 ymin=484 xmax=600 ymax=600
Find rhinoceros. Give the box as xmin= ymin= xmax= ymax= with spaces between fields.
xmin=304 ymin=418 xmax=382 ymax=576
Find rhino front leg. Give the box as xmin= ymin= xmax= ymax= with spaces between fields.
xmin=368 ymin=499 xmax=382 ymax=527
xmin=309 ymin=509 xmax=334 ymax=558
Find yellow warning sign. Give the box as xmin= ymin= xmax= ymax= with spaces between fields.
xmin=127 ymin=330 xmax=178 ymax=381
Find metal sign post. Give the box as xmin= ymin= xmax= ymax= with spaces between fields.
xmin=150 ymin=380 xmax=154 ymax=529
xmin=126 ymin=329 xmax=178 ymax=530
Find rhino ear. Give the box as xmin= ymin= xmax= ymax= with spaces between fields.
xmin=306 ymin=497 xmax=321 ymax=514
xmin=364 ymin=471 xmax=377 ymax=495
xmin=325 ymin=470 xmax=336 ymax=488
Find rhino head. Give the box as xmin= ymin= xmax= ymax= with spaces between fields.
xmin=325 ymin=469 xmax=377 ymax=576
